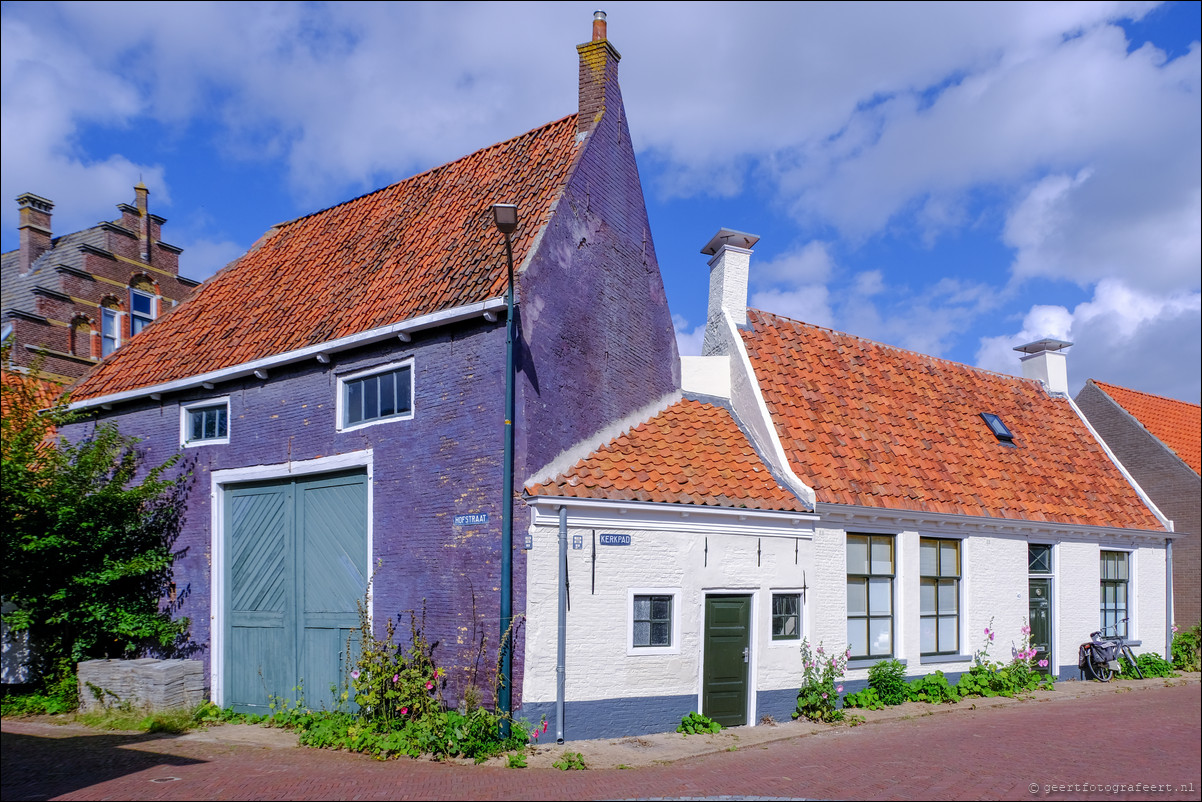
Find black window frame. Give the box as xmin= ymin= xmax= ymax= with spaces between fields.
xmin=632 ymin=594 xmax=673 ymax=648
xmin=771 ymin=593 xmax=801 ymax=641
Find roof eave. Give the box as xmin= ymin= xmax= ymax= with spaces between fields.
xmin=68 ymin=296 xmax=507 ymax=411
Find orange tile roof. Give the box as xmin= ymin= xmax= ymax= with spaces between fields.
xmin=71 ymin=115 xmax=582 ymax=401
xmin=527 ymin=398 xmax=809 ymax=512
xmin=1091 ymin=381 xmax=1201 ymax=475
xmin=741 ymin=310 xmax=1164 ymax=530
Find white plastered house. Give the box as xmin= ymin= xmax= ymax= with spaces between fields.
xmin=520 ymin=230 xmax=1174 ymax=742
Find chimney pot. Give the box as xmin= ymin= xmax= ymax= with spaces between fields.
xmin=592 ymin=10 xmax=607 ymax=41
xmin=701 ymin=228 xmax=759 ymax=355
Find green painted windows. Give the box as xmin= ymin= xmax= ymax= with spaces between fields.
xmin=847 ymin=534 xmax=894 ymax=659
xmin=771 ymin=593 xmax=801 ymax=640
xmin=920 ymin=538 xmax=960 ymax=655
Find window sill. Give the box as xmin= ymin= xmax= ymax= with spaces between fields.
xmin=847 ymin=658 xmax=906 ymax=670
xmin=920 ymin=653 xmax=972 ymax=665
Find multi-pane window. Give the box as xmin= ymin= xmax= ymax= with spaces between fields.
xmin=101 ymin=307 xmax=120 ymax=356
xmin=847 ymin=534 xmax=894 ymax=659
xmin=1100 ymin=551 xmax=1129 ymax=638
xmin=1028 ymin=544 xmax=1052 ymax=574
xmin=772 ymin=593 xmax=801 ymax=641
xmin=130 ymin=290 xmax=155 ymax=335
xmin=342 ymin=364 xmax=413 ymax=429
xmin=184 ymin=403 xmax=229 ymax=445
xmin=633 ymin=594 xmax=672 ymax=648
xmin=920 ymin=538 xmax=960 ymax=655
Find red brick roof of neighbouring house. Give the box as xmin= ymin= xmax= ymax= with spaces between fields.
xmin=1089 ymin=380 xmax=1201 ymax=476
xmin=69 ymin=115 xmax=582 ymax=402
xmin=527 ymin=398 xmax=810 ymax=512
xmin=740 ymin=309 xmax=1165 ymax=531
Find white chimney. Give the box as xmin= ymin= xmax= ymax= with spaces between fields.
xmin=1014 ymin=338 xmax=1073 ymax=395
xmin=701 ymin=228 xmax=759 ymax=356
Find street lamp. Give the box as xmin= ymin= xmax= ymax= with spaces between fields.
xmin=491 ymin=203 xmax=518 ymax=731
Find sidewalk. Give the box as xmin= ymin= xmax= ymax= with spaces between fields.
xmin=2 ymin=674 xmax=1199 ymax=800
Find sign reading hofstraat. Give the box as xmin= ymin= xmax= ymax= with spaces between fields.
xmin=599 ymin=533 xmax=632 ymax=546
xmin=453 ymin=513 xmax=488 ymax=527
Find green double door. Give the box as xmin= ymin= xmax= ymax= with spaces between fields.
xmin=703 ymin=595 xmax=751 ymax=727
xmin=224 ymin=471 xmax=367 ymax=713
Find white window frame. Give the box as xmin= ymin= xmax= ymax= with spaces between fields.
xmin=336 ymin=358 xmax=415 ymax=433
xmin=180 ymin=397 xmax=231 ymax=447
xmin=101 ymin=307 xmax=122 ymax=356
xmin=627 ymin=587 xmax=681 ymax=656
xmin=129 ymin=288 xmax=157 ymax=335
xmin=769 ymin=589 xmax=804 ymax=646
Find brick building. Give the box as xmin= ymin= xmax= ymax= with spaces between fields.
xmin=1 ymin=185 xmax=199 ymax=383
xmin=1076 ymin=380 xmax=1201 ymax=627
xmin=61 ymin=14 xmax=679 ymax=715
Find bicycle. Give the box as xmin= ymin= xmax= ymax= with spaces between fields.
xmin=1078 ymin=618 xmax=1143 ymax=682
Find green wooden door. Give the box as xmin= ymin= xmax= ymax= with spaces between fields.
xmin=703 ymin=595 xmax=751 ymax=727
xmin=1029 ymin=578 xmax=1052 ymax=673
xmin=225 ymin=471 xmax=367 ymax=713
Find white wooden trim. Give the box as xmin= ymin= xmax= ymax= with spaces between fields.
xmin=528 ymin=495 xmax=817 ymax=538
xmin=180 ymin=397 xmax=230 ymax=448
xmin=69 ymin=297 xmax=506 ymax=411
xmin=335 ymin=358 xmax=416 ymax=433
xmin=627 ymin=588 xmax=681 ymax=657
xmin=208 ymin=449 xmax=373 ymax=707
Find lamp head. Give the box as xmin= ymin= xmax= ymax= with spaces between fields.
xmin=491 ymin=203 xmax=518 ymax=235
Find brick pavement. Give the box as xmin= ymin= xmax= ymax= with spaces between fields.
xmin=3 ymin=682 xmax=1199 ymax=801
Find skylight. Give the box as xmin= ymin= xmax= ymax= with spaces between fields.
xmin=980 ymin=413 xmax=1015 ymax=445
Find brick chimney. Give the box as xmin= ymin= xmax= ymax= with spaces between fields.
xmin=1014 ymin=338 xmax=1073 ymax=395
xmin=134 ymin=181 xmax=152 ymax=263
xmin=700 ymin=228 xmax=760 ymax=355
xmin=577 ymin=10 xmax=621 ymax=135
xmin=17 ymin=193 xmax=54 ymax=274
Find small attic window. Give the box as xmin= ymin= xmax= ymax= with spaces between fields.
xmin=980 ymin=413 xmax=1015 ymax=445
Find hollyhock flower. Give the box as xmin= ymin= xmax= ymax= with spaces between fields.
xmin=392 ymin=674 xmax=400 ymax=683
xmin=837 ymin=685 xmax=844 ymax=693
xmin=401 ymin=706 xmax=408 ymax=715
xmin=822 ymin=693 xmax=828 ymax=699
xmin=1038 ymin=660 xmax=1049 ymax=668
xmin=351 ymin=670 xmax=360 ymax=679
xmin=1021 ymin=624 xmax=1031 ymax=635
xmin=426 ymin=681 xmax=434 ymax=690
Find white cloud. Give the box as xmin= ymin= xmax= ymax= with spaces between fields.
xmin=672 ymin=314 xmax=705 ymax=357
xmin=750 ymin=285 xmax=835 ymax=330
xmin=975 ymin=279 xmax=1202 ymax=401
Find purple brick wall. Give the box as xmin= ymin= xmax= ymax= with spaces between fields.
xmin=60 ymin=95 xmax=681 ymax=711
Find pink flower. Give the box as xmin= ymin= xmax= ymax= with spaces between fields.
xmin=836 ymin=685 xmax=844 ymax=693
xmin=392 ymin=674 xmax=399 ymax=683
xmin=1038 ymin=659 xmax=1049 ymax=668
xmin=351 ymin=670 xmax=360 ymax=679
xmin=400 ymin=706 xmax=408 ymax=715
xmin=1021 ymin=624 xmax=1031 ymax=635
xmin=425 ymin=681 xmax=434 ymax=690
xmin=822 ymin=693 xmax=828 ymax=699
xmin=542 ymin=720 xmax=549 ymax=733
xmin=817 ymin=645 xmax=824 ymax=654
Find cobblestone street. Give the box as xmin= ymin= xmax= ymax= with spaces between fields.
xmin=3 ymin=680 xmax=1198 ymax=801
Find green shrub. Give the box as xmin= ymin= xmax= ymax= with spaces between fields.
xmin=552 ymin=751 xmax=587 ymax=770
xmin=842 ymin=686 xmax=885 ymax=710
xmin=1119 ymin=652 xmax=1176 ymax=679
xmin=677 ymin=711 xmax=721 ymax=735
xmin=1171 ymin=624 xmax=1200 ymax=672
xmin=907 ymin=671 xmax=961 ymax=704
xmin=867 ymin=659 xmax=908 ymax=706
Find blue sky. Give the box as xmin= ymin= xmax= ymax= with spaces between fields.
xmin=3 ymin=1 xmax=1199 ymax=402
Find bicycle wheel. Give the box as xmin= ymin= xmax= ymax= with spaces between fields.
xmin=1088 ymin=656 xmax=1113 ymax=682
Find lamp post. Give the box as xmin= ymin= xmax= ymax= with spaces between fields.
xmin=491 ymin=203 xmax=518 ymax=731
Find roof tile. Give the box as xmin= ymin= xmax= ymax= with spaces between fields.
xmin=1092 ymin=381 xmax=1201 ymax=476
xmin=741 ymin=310 xmax=1164 ymax=531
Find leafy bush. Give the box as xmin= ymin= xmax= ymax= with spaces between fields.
xmin=867 ymin=659 xmax=908 ymax=705
xmin=908 ymin=671 xmax=961 ymax=704
xmin=1 ymin=358 xmax=189 ymax=706
xmin=1171 ymin=624 xmax=1200 ymax=672
xmin=1119 ymin=652 xmax=1176 ymax=679
xmin=793 ymin=639 xmax=848 ymax=723
xmin=552 ymin=751 xmax=587 ymax=770
xmin=841 ymin=686 xmax=885 ymax=710
xmin=677 ymin=711 xmax=721 ymax=735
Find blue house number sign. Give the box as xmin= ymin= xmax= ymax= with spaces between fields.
xmin=599 ymin=533 xmax=632 ymax=546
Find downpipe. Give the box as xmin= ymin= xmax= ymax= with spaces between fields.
xmin=557 ymin=504 xmax=567 ymax=744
